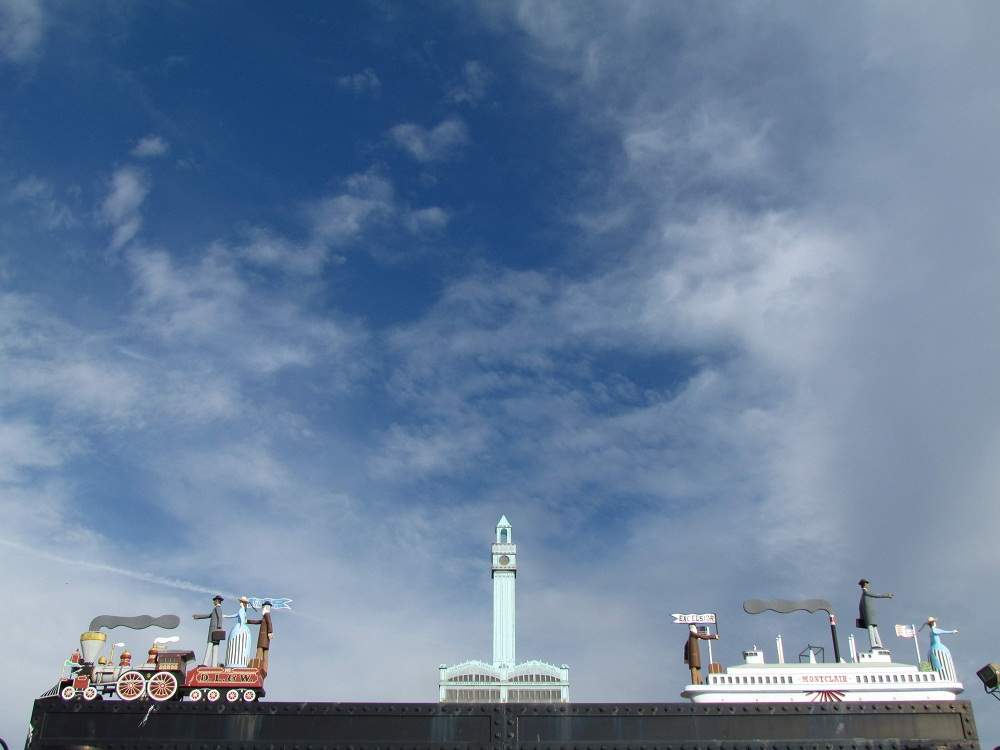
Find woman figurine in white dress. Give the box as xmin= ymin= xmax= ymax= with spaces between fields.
xmin=224 ymin=596 xmax=252 ymax=668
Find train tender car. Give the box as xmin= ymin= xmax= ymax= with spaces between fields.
xmin=184 ymin=665 xmax=265 ymax=703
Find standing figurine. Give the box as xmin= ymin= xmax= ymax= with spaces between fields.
xmin=248 ymin=600 xmax=274 ymax=676
xmin=856 ymin=579 xmax=893 ymax=649
xmin=192 ymin=595 xmax=226 ymax=666
xmin=224 ymin=596 xmax=252 ymax=668
xmin=684 ymin=624 xmax=719 ymax=685
xmin=923 ymin=616 xmax=959 ymax=681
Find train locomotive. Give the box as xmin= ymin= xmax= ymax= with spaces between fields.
xmin=55 ymin=616 xmax=265 ymax=703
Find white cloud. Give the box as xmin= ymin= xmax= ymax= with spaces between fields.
xmin=389 ymin=117 xmax=469 ymax=162
xmin=0 ymin=420 xmax=68 ymax=482
xmin=336 ymin=67 xmax=381 ymax=95
xmin=101 ymin=166 xmax=149 ymax=249
xmin=131 ymin=134 xmax=170 ymax=158
xmin=404 ymin=206 xmax=450 ymax=234
xmin=369 ymin=420 xmax=492 ymax=480
xmin=0 ymin=292 xmax=239 ymax=426
xmin=128 ymin=247 xmax=366 ymax=377
xmin=0 ymin=0 xmax=44 ymax=63
xmin=235 ymin=227 xmax=324 ymax=275
xmin=308 ymin=171 xmax=395 ymax=245
xmin=622 ymin=104 xmax=773 ymax=182
xmin=238 ymin=171 xmax=396 ymax=275
xmin=447 ymin=61 xmax=491 ymax=105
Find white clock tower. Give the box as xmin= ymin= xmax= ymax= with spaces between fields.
xmin=491 ymin=515 xmax=516 ymax=667
xmin=438 ymin=515 xmax=569 ymax=703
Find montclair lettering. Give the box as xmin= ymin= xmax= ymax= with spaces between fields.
xmin=800 ymin=675 xmax=849 ymax=684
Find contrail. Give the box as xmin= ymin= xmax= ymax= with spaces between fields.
xmin=0 ymin=537 xmax=232 ymax=598
xmin=0 ymin=537 xmax=322 ymax=620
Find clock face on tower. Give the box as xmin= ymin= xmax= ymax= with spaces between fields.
xmin=498 ymin=555 xmax=510 ymax=565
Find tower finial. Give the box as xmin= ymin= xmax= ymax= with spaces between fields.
xmin=496 ymin=515 xmax=511 ymax=543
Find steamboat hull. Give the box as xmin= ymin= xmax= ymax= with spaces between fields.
xmin=26 ymin=699 xmax=979 ymax=750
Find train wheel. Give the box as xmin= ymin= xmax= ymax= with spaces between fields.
xmin=147 ymin=671 xmax=178 ymax=702
xmin=206 ymin=688 xmax=221 ymax=702
xmin=225 ymin=689 xmax=240 ymax=702
xmin=60 ymin=686 xmax=76 ymax=701
xmin=242 ymin=689 xmax=256 ymax=702
xmin=188 ymin=688 xmax=203 ymax=702
xmin=83 ymin=686 xmax=98 ymax=701
xmin=116 ymin=670 xmax=145 ymax=701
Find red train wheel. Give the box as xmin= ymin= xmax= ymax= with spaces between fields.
xmin=148 ymin=672 xmax=178 ymax=702
xmin=116 ymin=670 xmax=145 ymax=701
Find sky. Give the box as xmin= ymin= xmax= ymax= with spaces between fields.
xmin=3 ymin=0 xmax=1000 ymax=744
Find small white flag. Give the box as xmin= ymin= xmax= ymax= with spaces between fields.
xmin=895 ymin=624 xmax=915 ymax=638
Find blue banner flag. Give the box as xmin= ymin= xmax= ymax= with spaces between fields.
xmin=248 ymin=596 xmax=293 ymax=610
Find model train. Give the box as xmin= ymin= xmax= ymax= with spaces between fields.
xmin=57 ymin=629 xmax=265 ymax=703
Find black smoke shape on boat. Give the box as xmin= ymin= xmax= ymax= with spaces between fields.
xmin=743 ymin=599 xmax=834 ymax=615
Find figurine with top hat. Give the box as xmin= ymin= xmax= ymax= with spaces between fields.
xmin=856 ymin=578 xmax=893 ymax=651
xmin=248 ymin=600 xmax=275 ymax=676
xmin=192 ymin=594 xmax=226 ymax=667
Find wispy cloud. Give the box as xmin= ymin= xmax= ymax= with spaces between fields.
xmin=101 ymin=166 xmax=149 ymax=249
xmin=389 ymin=117 xmax=469 ymax=162
xmin=403 ymin=206 xmax=450 ymax=235
xmin=336 ymin=67 xmax=381 ymax=95
xmin=237 ymin=170 xmax=396 ymax=275
xmin=131 ymin=134 xmax=170 ymax=158
xmin=308 ymin=171 xmax=395 ymax=246
xmin=447 ymin=61 xmax=491 ymax=105
xmin=9 ymin=175 xmax=76 ymax=229
xmin=128 ymin=247 xmax=367 ymax=378
xmin=0 ymin=0 xmax=45 ymax=63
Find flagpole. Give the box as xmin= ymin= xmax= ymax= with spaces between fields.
xmin=912 ymin=623 xmax=921 ymax=665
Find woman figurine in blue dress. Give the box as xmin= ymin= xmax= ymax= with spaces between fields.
xmin=224 ymin=596 xmax=252 ymax=668
xmin=923 ymin=616 xmax=959 ymax=682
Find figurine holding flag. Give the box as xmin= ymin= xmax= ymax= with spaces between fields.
xmin=922 ymin=616 xmax=958 ymax=681
xmin=673 ymin=612 xmax=720 ymax=684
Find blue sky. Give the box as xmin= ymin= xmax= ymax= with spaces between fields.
xmin=4 ymin=0 xmax=1000 ymax=744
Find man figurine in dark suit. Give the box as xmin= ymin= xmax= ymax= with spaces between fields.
xmin=249 ymin=600 xmax=274 ymax=676
xmin=193 ymin=595 xmax=225 ymax=666
xmin=857 ymin=579 xmax=893 ymax=650
xmin=684 ymin=624 xmax=719 ymax=685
